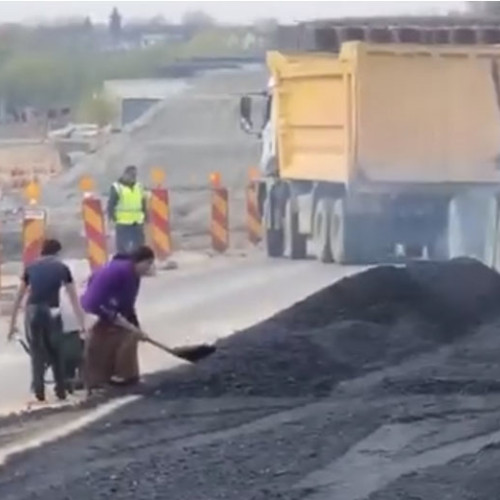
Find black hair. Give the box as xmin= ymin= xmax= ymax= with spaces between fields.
xmin=124 ymin=165 xmax=137 ymax=174
xmin=41 ymin=238 xmax=62 ymax=256
xmin=112 ymin=245 xmax=155 ymax=263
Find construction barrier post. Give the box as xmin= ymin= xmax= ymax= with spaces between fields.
xmin=246 ymin=167 xmax=262 ymax=245
xmin=22 ymin=181 xmax=45 ymax=267
xmin=79 ymin=176 xmax=108 ymax=271
xmin=148 ymin=168 xmax=172 ymax=260
xmin=210 ymin=172 xmax=229 ymax=253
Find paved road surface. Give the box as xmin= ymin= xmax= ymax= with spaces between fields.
xmin=0 ymin=252 xmax=360 ymax=413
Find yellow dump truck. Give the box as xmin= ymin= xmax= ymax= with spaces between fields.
xmin=240 ymin=42 xmax=500 ymax=264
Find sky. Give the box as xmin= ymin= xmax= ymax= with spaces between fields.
xmin=0 ymin=1 xmax=465 ymax=25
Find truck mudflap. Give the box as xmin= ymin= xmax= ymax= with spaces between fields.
xmin=448 ymin=192 xmax=498 ymax=265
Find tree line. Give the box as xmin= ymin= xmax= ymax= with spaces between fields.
xmin=0 ymin=8 xmax=277 ymax=123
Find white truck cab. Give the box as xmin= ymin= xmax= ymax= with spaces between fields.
xmin=240 ymin=77 xmax=277 ymax=177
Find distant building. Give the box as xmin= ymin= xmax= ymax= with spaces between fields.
xmin=140 ymin=33 xmax=169 ymax=48
xmin=104 ymin=78 xmax=187 ymax=130
xmin=140 ymin=30 xmax=185 ymax=48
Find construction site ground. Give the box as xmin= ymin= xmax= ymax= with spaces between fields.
xmin=3 ymin=65 xmax=500 ymax=499
xmin=0 ymin=65 xmax=265 ymax=260
xmin=1 ymin=258 xmax=500 ymax=499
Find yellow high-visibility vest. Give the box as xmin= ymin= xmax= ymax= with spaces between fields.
xmin=113 ymin=182 xmax=145 ymax=225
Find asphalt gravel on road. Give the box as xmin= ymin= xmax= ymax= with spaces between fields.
xmin=153 ymin=257 xmax=500 ymax=399
xmin=3 ymin=258 xmax=500 ymax=500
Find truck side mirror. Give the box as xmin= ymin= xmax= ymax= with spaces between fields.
xmin=239 ymin=96 xmax=253 ymax=131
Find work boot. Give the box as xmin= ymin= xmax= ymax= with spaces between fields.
xmin=55 ymin=386 xmax=67 ymax=401
xmin=66 ymin=380 xmax=75 ymax=395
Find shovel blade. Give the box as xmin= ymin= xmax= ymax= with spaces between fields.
xmin=173 ymin=344 xmax=216 ymax=363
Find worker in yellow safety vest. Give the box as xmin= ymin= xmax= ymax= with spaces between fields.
xmin=107 ymin=165 xmax=148 ymax=254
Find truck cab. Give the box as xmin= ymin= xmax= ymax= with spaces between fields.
xmin=240 ymin=77 xmax=276 ymax=178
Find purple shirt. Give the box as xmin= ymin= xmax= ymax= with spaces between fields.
xmin=81 ymin=259 xmax=140 ymax=324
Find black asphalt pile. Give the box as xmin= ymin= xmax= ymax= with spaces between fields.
xmin=157 ymin=258 xmax=500 ymax=399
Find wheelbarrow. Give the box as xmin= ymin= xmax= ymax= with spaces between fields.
xmin=16 ymin=332 xmax=84 ymax=392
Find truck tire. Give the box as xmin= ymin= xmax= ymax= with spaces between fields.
xmin=329 ymin=198 xmax=382 ymax=264
xmin=263 ymin=198 xmax=284 ymax=258
xmin=329 ymin=198 xmax=348 ymax=264
xmin=265 ymin=228 xmax=285 ymax=258
xmin=312 ymin=198 xmax=333 ymax=263
xmin=284 ymin=199 xmax=307 ymax=259
xmin=329 ymin=198 xmax=365 ymax=264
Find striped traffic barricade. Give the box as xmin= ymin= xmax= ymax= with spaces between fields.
xmin=210 ymin=172 xmax=229 ymax=253
xmin=79 ymin=176 xmax=108 ymax=271
xmin=22 ymin=181 xmax=45 ymax=267
xmin=246 ymin=167 xmax=262 ymax=245
xmin=148 ymin=168 xmax=172 ymax=261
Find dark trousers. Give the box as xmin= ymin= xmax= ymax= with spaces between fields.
xmin=115 ymin=223 xmax=145 ymax=254
xmin=25 ymin=305 xmax=66 ymax=401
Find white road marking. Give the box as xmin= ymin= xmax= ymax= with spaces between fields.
xmin=0 ymin=395 xmax=139 ymax=467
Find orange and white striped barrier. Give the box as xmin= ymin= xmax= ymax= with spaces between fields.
xmin=246 ymin=168 xmax=262 ymax=245
xmin=79 ymin=176 xmax=108 ymax=271
xmin=148 ymin=168 xmax=172 ymax=260
xmin=22 ymin=181 xmax=45 ymax=267
xmin=210 ymin=172 xmax=229 ymax=253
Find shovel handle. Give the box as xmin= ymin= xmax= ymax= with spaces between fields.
xmin=144 ymin=336 xmax=176 ymax=356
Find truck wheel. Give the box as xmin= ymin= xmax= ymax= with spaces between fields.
xmin=263 ymin=198 xmax=284 ymax=258
xmin=329 ymin=198 xmax=347 ymax=263
xmin=265 ymin=228 xmax=284 ymax=258
xmin=312 ymin=198 xmax=333 ymax=263
xmin=284 ymin=199 xmax=307 ymax=259
xmin=329 ymin=198 xmax=378 ymax=264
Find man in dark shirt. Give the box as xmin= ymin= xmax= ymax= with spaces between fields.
xmin=8 ymin=239 xmax=86 ymax=402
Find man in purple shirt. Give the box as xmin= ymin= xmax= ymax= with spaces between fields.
xmin=81 ymin=245 xmax=154 ymax=391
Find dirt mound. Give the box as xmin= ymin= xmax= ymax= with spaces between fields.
xmin=155 ymin=258 xmax=500 ymax=398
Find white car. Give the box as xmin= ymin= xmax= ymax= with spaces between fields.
xmin=49 ymin=123 xmax=101 ymax=140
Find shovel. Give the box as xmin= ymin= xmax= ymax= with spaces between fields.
xmin=145 ymin=336 xmax=216 ymax=363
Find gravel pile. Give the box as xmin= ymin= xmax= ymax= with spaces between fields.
xmin=35 ymin=66 xmax=266 ymax=256
xmin=157 ymin=258 xmax=500 ymax=398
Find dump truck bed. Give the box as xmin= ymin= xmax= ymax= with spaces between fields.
xmin=268 ymin=43 xmax=500 ymax=186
